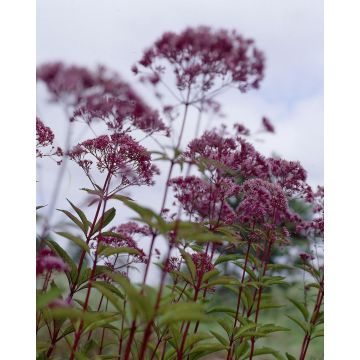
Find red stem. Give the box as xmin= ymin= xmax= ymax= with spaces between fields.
xmin=226 ymin=241 xmax=252 ymax=360
xmin=70 ymin=173 xmax=112 ymax=359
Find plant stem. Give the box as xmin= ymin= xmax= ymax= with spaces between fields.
xmin=227 ymin=241 xmax=251 ymax=360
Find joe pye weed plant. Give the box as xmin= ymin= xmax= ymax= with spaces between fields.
xmin=36 ymin=26 xmax=324 ymax=360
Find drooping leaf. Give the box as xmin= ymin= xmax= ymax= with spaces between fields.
xmin=67 ymin=199 xmax=91 ymax=234
xmin=56 ymin=232 xmax=90 ymax=253
xmin=98 ymin=245 xmax=140 ymax=257
xmin=36 ymin=287 xmax=62 ymax=310
xmin=286 ymin=315 xmax=309 ymax=333
xmin=45 ymin=239 xmax=77 ymax=283
xmin=243 ymin=346 xmax=286 ymax=360
xmin=91 ymin=207 xmax=116 ymax=235
xmin=57 ymin=209 xmax=86 ymax=233
xmin=285 ymin=353 xmax=297 ymax=360
xmin=288 ymin=297 xmax=309 ymax=321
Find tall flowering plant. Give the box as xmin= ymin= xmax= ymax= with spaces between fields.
xmin=36 ymin=26 xmax=323 ymax=360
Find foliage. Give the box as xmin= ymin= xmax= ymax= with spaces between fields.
xmin=36 ymin=26 xmax=323 ymax=360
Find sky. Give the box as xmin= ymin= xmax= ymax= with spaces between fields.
xmin=36 ymin=0 xmax=324 ymax=281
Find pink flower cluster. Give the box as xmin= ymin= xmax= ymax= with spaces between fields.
xmin=191 ymin=252 xmax=215 ymax=279
xmin=185 ymin=130 xmax=269 ymax=180
xmin=98 ymin=222 xmax=150 ymax=264
xmin=36 ymin=248 xmax=69 ymax=276
xmin=38 ymin=63 xmax=141 ymax=107
xmin=237 ymin=178 xmax=290 ymax=226
xmin=134 ymin=26 xmax=265 ymax=100
xmin=268 ymin=158 xmax=313 ymax=200
xmin=297 ymin=186 xmax=324 ymax=236
xmin=71 ymin=97 xmax=168 ymax=135
xmin=36 ymin=117 xmax=63 ymax=161
xmin=169 ymin=176 xmax=239 ymax=225
xmin=69 ymin=134 xmax=159 ymax=187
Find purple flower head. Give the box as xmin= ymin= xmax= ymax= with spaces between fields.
xmin=164 ymin=256 xmax=182 ymax=273
xmin=71 ymin=97 xmax=168 ymax=136
xmin=135 ymin=26 xmax=265 ymax=104
xmin=297 ymin=186 xmax=324 ymax=236
xmin=262 ymin=116 xmax=275 ymax=133
xmin=185 ymin=130 xmax=269 ymax=180
xmin=237 ymin=178 xmax=290 ymax=226
xmin=191 ymin=252 xmax=215 ymax=279
xmin=234 ymin=123 xmax=250 ymax=136
xmin=299 ymin=252 xmax=315 ymax=262
xmin=36 ymin=117 xmax=54 ymax=147
xmin=69 ymin=133 xmax=159 ymax=188
xmin=38 ymin=63 xmax=140 ymax=105
xmin=48 ymin=297 xmax=73 ymax=309
xmin=36 ymin=117 xmax=63 ymax=162
xmin=97 ymin=222 xmax=150 ymax=264
xmin=36 ymin=248 xmax=69 ymax=276
xmin=268 ymin=158 xmax=312 ymax=199
xmin=169 ymin=176 xmax=239 ymax=225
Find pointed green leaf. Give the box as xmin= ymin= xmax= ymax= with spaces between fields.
xmin=56 ymin=232 xmax=90 ymax=253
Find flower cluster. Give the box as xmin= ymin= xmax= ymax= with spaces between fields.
xmin=297 ymin=186 xmax=324 ymax=236
xmin=69 ymin=134 xmax=159 ymax=188
xmin=185 ymin=130 xmax=269 ymax=180
xmin=299 ymin=252 xmax=316 ymax=262
xmin=134 ymin=26 xmax=265 ymax=102
xmin=268 ymin=158 xmax=313 ymax=200
xmin=169 ymin=176 xmax=239 ymax=225
xmin=237 ymin=178 xmax=290 ymax=226
xmin=38 ymin=63 xmax=140 ymax=106
xmin=164 ymin=256 xmax=182 ymax=273
xmin=71 ymin=97 xmax=168 ymax=135
xmin=97 ymin=222 xmax=150 ymax=264
xmin=36 ymin=248 xmax=69 ymax=276
xmin=191 ymin=252 xmax=215 ymax=279
xmin=38 ymin=63 xmax=169 ymax=137
xmin=36 ymin=117 xmax=63 ymax=161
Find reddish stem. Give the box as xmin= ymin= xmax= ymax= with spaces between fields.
xmin=227 ymin=240 xmax=251 ymax=360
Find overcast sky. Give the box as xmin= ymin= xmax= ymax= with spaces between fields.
xmin=37 ymin=0 xmax=323 ymax=281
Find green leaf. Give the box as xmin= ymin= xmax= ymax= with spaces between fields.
xmin=185 ymin=332 xmax=212 ymax=350
xmin=243 ymin=346 xmax=286 ymax=360
xmin=214 ymin=254 xmax=242 ymax=265
xmin=57 ymin=209 xmax=85 ymax=233
xmin=217 ymin=317 xmax=232 ymax=336
xmin=202 ymin=269 xmax=220 ymax=283
xmin=286 ymin=353 xmax=297 ymax=360
xmin=234 ymin=322 xmax=257 ymax=339
xmin=258 ymin=324 xmax=290 ymax=334
xmin=288 ymin=297 xmax=309 ymax=321
xmin=312 ymin=329 xmax=324 ymax=339
xmin=81 ymin=187 xmax=103 ymax=197
xmin=286 ymin=315 xmax=309 ymax=333
xmin=91 ymin=208 xmax=116 ymax=235
xmin=56 ymin=232 xmax=90 ymax=254
xmin=159 ymin=302 xmax=212 ymax=325
xmin=36 ymin=287 xmax=62 ymax=310
xmin=201 ymin=276 xmax=239 ymax=289
xmin=45 ymin=239 xmax=77 ymax=283
xmin=107 ymin=271 xmax=153 ymax=321
xmin=67 ymin=199 xmax=90 ymax=234
xmin=189 ymin=344 xmax=226 ymax=360
xmin=98 ymin=245 xmax=140 ymax=257
xmin=91 ymin=282 xmax=124 ymax=313
xmin=209 ymin=330 xmax=228 ymax=346
xmin=207 ymin=307 xmax=236 ymax=315
xmin=180 ymin=249 xmax=196 ymax=283
xmin=109 ymin=194 xmax=134 ymax=202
